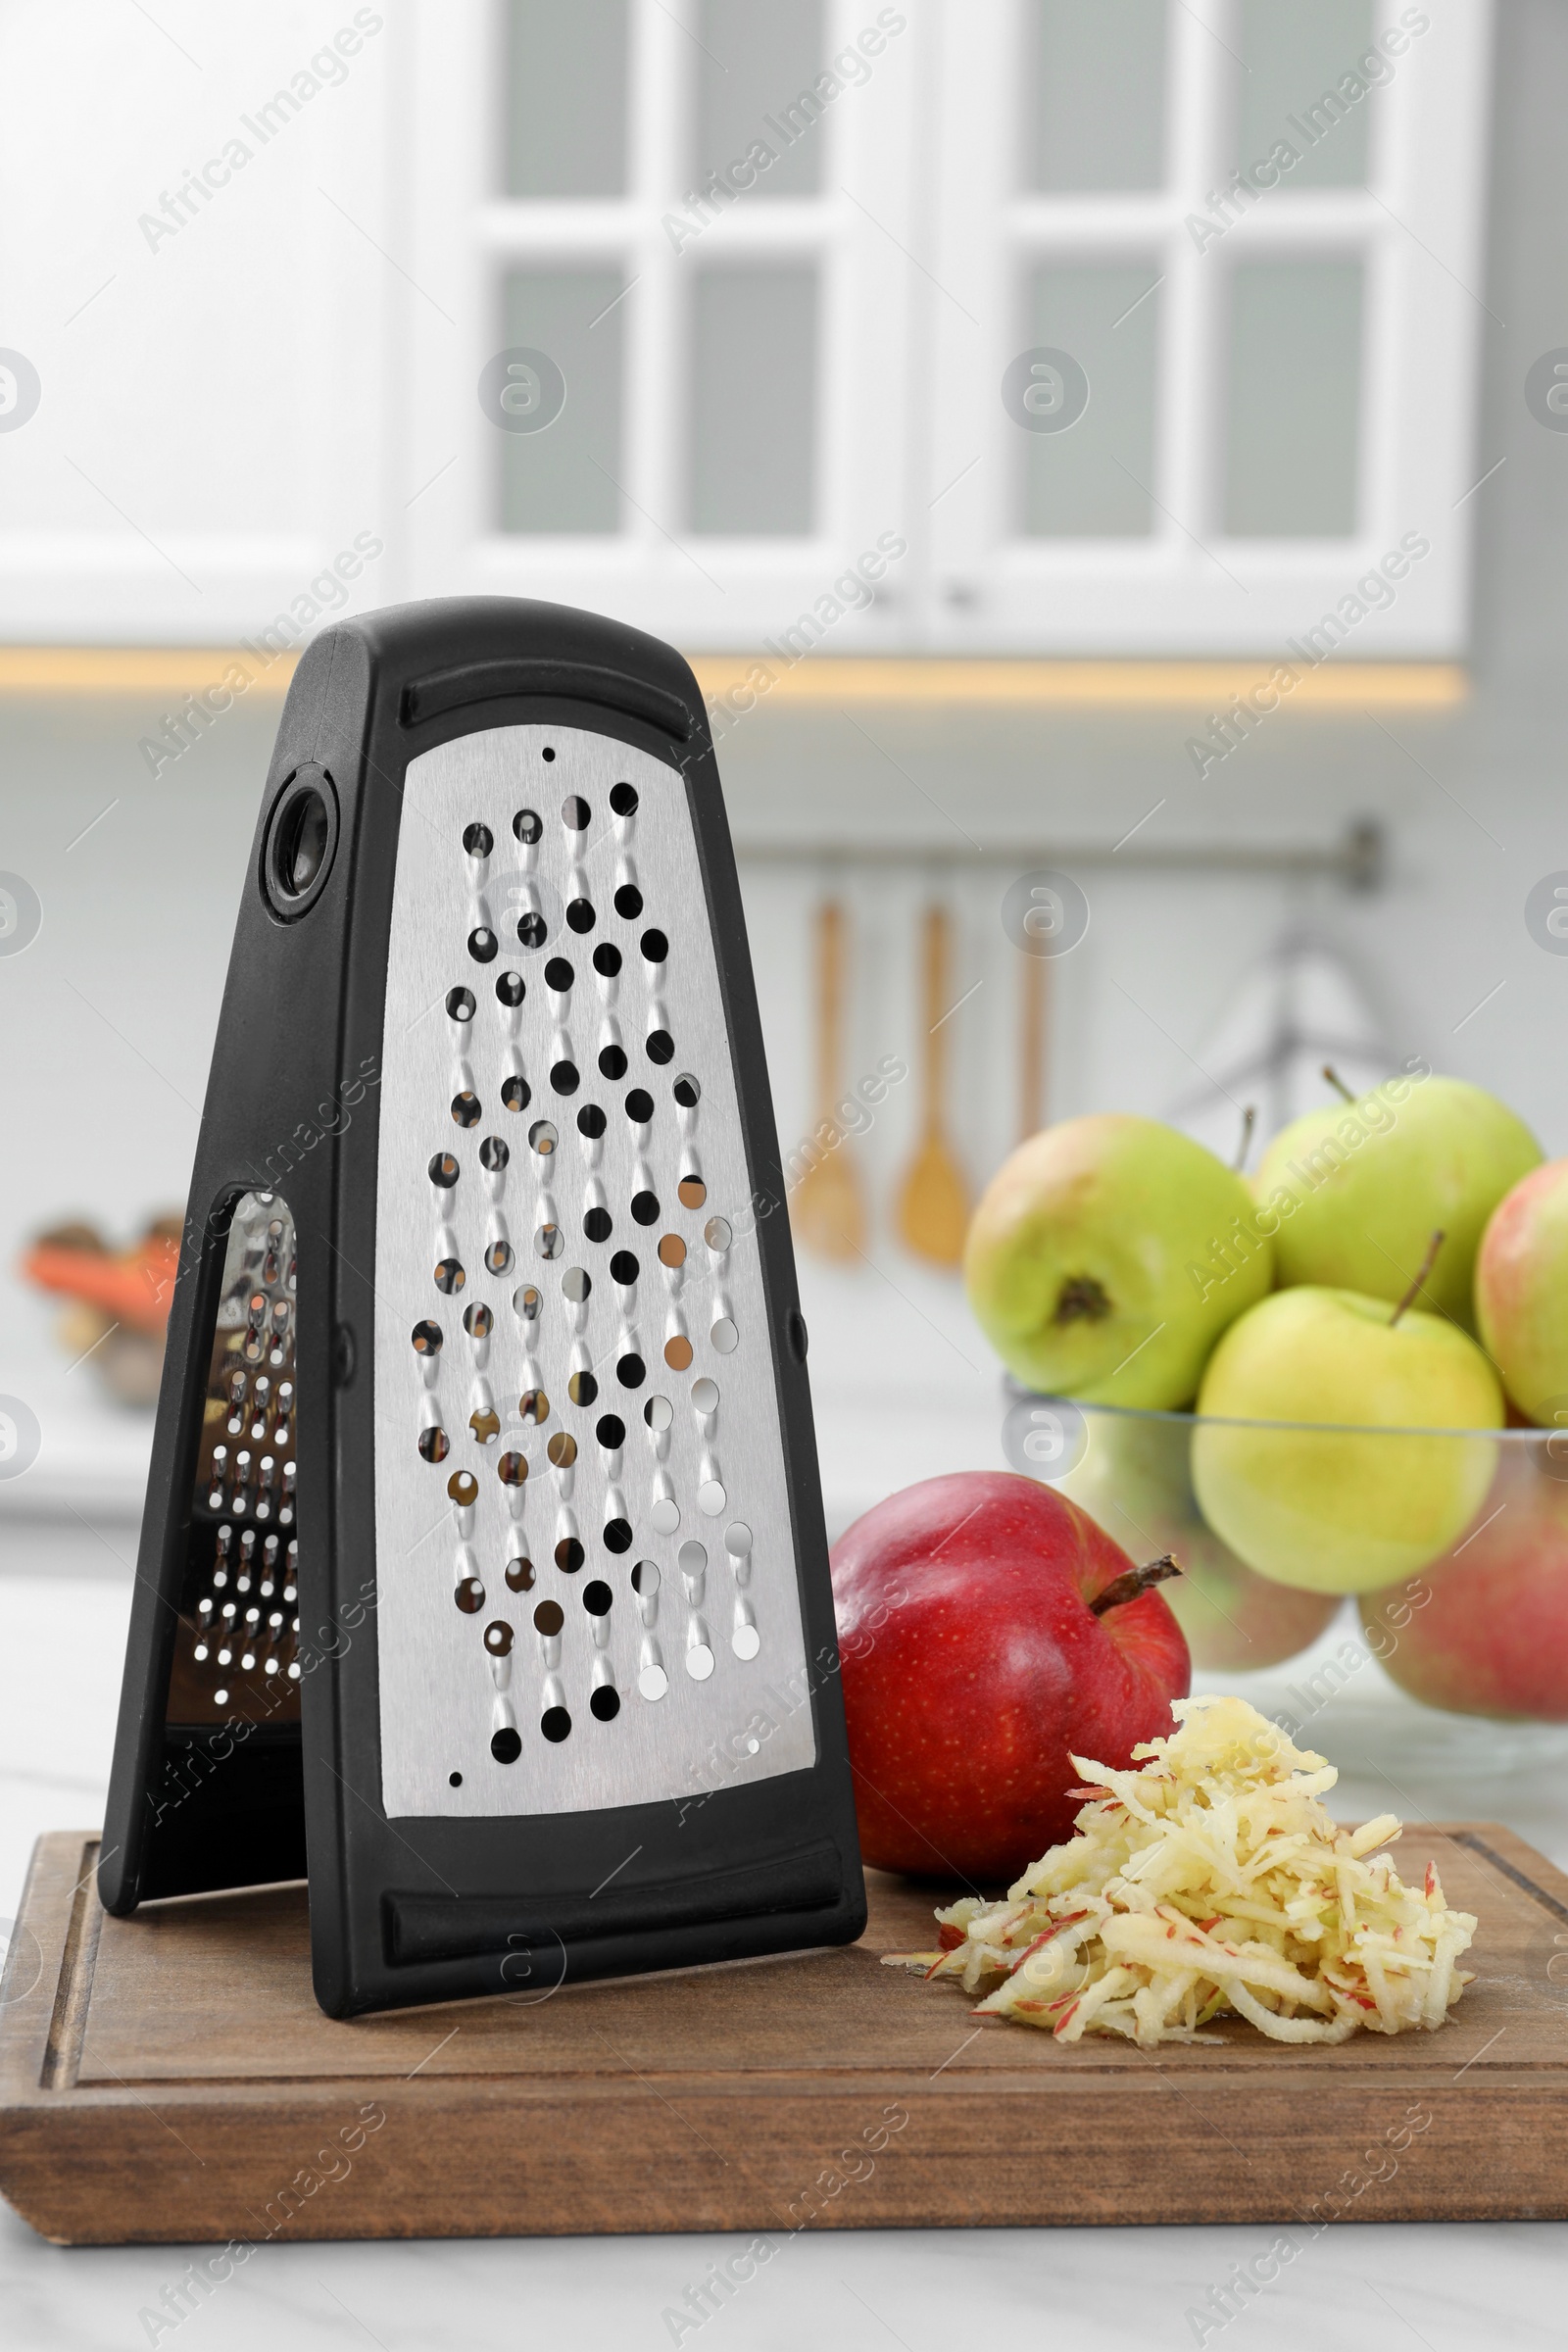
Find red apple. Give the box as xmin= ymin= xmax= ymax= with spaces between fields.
xmin=1360 ymin=1442 xmax=1568 ymax=1719
xmin=1476 ymin=1158 xmax=1568 ymax=1424
xmin=830 ymin=1470 xmax=1191 ymax=1882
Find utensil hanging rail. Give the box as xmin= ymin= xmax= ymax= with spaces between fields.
xmin=735 ymin=819 xmax=1383 ymax=891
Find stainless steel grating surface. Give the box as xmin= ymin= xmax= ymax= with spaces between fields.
xmin=374 ymin=725 xmax=815 ymax=1817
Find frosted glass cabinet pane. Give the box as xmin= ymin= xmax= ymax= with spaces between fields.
xmin=697 ymin=0 xmax=825 ymax=199
xmin=1019 ymin=264 xmax=1160 ymax=536
xmin=689 ymin=268 xmax=817 ymax=534
xmin=498 ymin=270 xmax=624 ymax=534
xmin=1236 ymin=0 xmax=1374 ymax=189
xmin=1024 ymin=0 xmax=1168 ymax=192
xmin=505 ymin=0 xmax=628 ymax=197
xmin=1223 ymin=259 xmax=1363 ymax=537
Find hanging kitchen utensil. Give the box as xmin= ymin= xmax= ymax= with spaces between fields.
xmin=1017 ymin=943 xmax=1049 ymax=1144
xmin=895 ymin=902 xmax=970 ymax=1267
xmin=98 ymin=597 xmax=864 ymax=2017
xmin=788 ymin=897 xmax=868 ymax=1261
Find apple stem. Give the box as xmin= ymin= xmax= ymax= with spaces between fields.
xmin=1090 ymin=1554 xmax=1182 ymax=1616
xmin=1389 ymin=1230 xmax=1445 ymax=1327
xmin=1232 ymin=1104 xmax=1255 ymax=1172
xmin=1321 ymin=1063 xmax=1356 ymax=1103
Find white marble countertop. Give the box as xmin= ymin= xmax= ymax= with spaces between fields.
xmin=3 ymin=1258 xmax=1567 ymax=2350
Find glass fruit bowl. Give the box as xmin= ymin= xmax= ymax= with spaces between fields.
xmin=1002 ymin=1386 xmax=1568 ymax=1723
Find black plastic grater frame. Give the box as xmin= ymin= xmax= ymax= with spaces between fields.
xmin=98 ymin=597 xmax=866 ymax=2018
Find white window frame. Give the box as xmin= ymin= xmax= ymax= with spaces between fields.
xmin=923 ymin=0 xmax=1494 ymax=654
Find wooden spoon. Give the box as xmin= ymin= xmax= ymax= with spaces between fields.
xmin=896 ymin=903 xmax=970 ymax=1267
xmin=789 ymin=899 xmax=868 ymax=1261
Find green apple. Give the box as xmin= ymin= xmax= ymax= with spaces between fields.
xmin=1192 ymin=1286 xmax=1503 ymax=1593
xmin=1475 ymin=1159 xmax=1568 ymax=1424
xmin=965 ymin=1114 xmax=1273 ymax=1409
xmin=1252 ymin=1069 xmax=1541 ymax=1333
xmin=1057 ymin=1408 xmax=1342 ymax=1669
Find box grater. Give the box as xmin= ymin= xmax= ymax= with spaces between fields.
xmin=99 ymin=597 xmax=865 ymax=2017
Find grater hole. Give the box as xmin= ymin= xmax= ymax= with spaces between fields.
xmin=631 ymin=1192 xmax=660 ymax=1227
xmin=639 ymin=1663 xmax=668 ymax=1703
xmin=686 ymin=1644 xmax=715 ymax=1683
xmin=625 ymin=1089 xmax=654 ymax=1125
xmin=547 ymin=1432 xmax=577 ymax=1469
xmin=646 ymin=1031 xmax=674 ymax=1065
xmin=603 ymin=1518 xmax=632 ymax=1554
xmin=598 ymin=1044 xmax=628 ymax=1081
xmin=583 ymin=1579 xmax=613 ymax=1615
xmin=610 ymin=1250 xmax=639 ymax=1286
xmin=491 ymin=1728 xmax=522 ymax=1765
xmin=529 ymin=1119 xmax=558 ymax=1157
xmin=498 ymin=1450 xmax=529 ymax=1487
xmin=541 ymin=1707 xmax=571 ymax=1742
xmin=632 ymin=1560 xmax=660 ymax=1595
xmin=673 ymin=1074 xmax=701 ymax=1109
xmin=590 ymin=1686 xmax=621 ymax=1723
xmin=542 ymin=747 xmax=557 ymax=762
xmin=497 ymin=970 xmax=525 ymax=1008
xmin=434 ymin=1258 xmax=466 ymax=1295
xmin=429 ymin=1152 xmax=460 ymax=1189
xmin=616 ymin=1350 xmax=647 ymax=1389
xmin=584 ymin=1205 xmax=612 ymax=1244
xmin=484 ymin=1620 xmax=514 ymax=1657
xmin=566 ymin=899 xmax=596 ymax=935
xmin=593 ymin=942 xmax=622 ymax=979
xmin=412 ymin=1319 xmax=443 ymax=1356
xmin=692 ymin=1378 xmax=719 ymax=1413
xmin=641 ymin=928 xmax=668 ymax=965
xmin=733 ymin=1625 xmax=760 ymax=1661
xmin=505 ymin=1554 xmax=536 ymax=1592
xmin=563 ymin=794 xmax=590 ymax=830
xmin=610 ymin=782 xmax=638 ymax=817
xmin=417 ymin=1427 xmax=450 ymax=1463
xmin=533 ymin=1599 xmax=564 ymax=1636
xmin=449 ymin=1771 xmax=464 ymax=1787
xmin=446 ymin=987 xmax=476 ymax=1023
xmin=485 ymin=1239 xmax=514 ymax=1275
xmin=514 ymin=808 xmax=543 ymax=845
xmin=577 ymin=1103 xmax=607 ymax=1140
xmin=596 ymin=1413 xmax=625 ymax=1449
xmin=724 ymin=1521 xmax=752 ymax=1557
xmin=469 ymin=1408 xmax=501 ymax=1446
xmin=562 ymin=1267 xmax=592 ymax=1304
xmin=568 ymin=1370 xmax=599 ymax=1407
xmin=643 ymin=1396 xmax=672 ymax=1433
xmin=463 ymin=821 xmax=494 ymax=858
xmin=501 ymin=1074 xmax=531 ymax=1112
xmin=514 ymin=1283 xmax=542 ymax=1323
xmin=698 ymin=1478 xmax=726 ymax=1516
xmin=550 ymin=1058 xmax=580 ymax=1096
xmin=679 ymin=1540 xmax=707 ymax=1577
xmin=658 ymin=1234 xmax=687 ymax=1269
xmin=538 ymin=1227 xmax=564 ymax=1262
xmin=452 ymin=1092 xmax=481 ymax=1128
xmin=467 ymin=927 xmax=498 ymax=963
xmin=545 ymin=956 xmax=574 ymax=993
xmin=614 ymin=884 xmax=643 ymax=920
xmin=704 ymin=1215 xmax=732 ymax=1251
xmin=554 ymin=1538 xmax=584 ymax=1574
xmin=463 ymin=1302 xmax=493 ymax=1339
xmin=479 ymin=1136 xmax=510 ymax=1173
xmin=649 ymin=1496 xmax=680 ymax=1535
xmin=448 ymin=1471 xmax=478 ymax=1506
xmin=516 ymin=911 xmax=548 ymax=950
xmin=663 ymin=1336 xmax=693 ymax=1372
xmin=519 ymin=1389 xmax=550 ymax=1425
xmin=711 ymin=1317 xmax=739 ymax=1353
xmin=679 ymin=1177 xmax=708 ymax=1210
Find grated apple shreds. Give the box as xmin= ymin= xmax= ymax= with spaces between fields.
xmin=883 ymin=1695 xmax=1476 ymax=2048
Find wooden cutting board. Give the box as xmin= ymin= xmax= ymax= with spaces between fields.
xmin=4 ymin=1824 xmax=1568 ymax=2244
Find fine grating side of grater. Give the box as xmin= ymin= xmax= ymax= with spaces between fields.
xmin=99 ymin=597 xmax=865 ymax=2016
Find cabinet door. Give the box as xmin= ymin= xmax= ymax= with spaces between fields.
xmin=401 ymin=0 xmax=919 ymax=649
xmin=923 ymin=0 xmax=1493 ymax=654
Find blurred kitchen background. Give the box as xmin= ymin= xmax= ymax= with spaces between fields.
xmin=1 ymin=0 xmax=1564 ymax=1593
